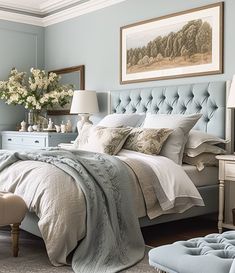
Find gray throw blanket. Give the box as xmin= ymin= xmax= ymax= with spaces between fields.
xmin=0 ymin=149 xmax=145 ymax=273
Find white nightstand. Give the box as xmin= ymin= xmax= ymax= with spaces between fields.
xmin=216 ymin=155 xmax=235 ymax=233
xmin=1 ymin=131 xmax=77 ymax=150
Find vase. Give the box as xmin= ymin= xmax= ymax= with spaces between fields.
xmin=27 ymin=109 xmax=38 ymax=126
xmin=27 ymin=109 xmax=48 ymax=130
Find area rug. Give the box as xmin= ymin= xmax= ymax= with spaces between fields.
xmin=0 ymin=228 xmax=155 ymax=273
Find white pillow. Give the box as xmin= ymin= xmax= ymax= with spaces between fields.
xmin=186 ymin=130 xmax=229 ymax=149
xmin=185 ymin=143 xmax=226 ymax=157
xmin=143 ymin=113 xmax=202 ymax=165
xmin=98 ymin=113 xmax=145 ymax=128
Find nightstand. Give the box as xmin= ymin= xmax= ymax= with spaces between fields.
xmin=1 ymin=131 xmax=77 ymax=150
xmin=216 ymin=155 xmax=235 ymax=233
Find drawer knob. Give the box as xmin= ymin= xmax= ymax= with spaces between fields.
xmin=34 ymin=140 xmax=39 ymax=143
xmin=7 ymin=138 xmax=12 ymax=141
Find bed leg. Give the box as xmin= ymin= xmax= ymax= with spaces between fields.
xmin=11 ymin=223 xmax=20 ymax=257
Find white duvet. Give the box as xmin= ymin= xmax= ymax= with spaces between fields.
xmin=0 ymin=150 xmax=204 ymax=266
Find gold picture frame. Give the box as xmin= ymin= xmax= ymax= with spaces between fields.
xmin=120 ymin=2 xmax=224 ymax=84
xmin=47 ymin=65 xmax=85 ymax=115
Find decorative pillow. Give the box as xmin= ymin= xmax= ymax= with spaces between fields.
xmin=123 ymin=128 xmax=173 ymax=155
xmin=186 ymin=130 xmax=229 ymax=149
xmin=79 ymin=126 xmax=132 ymax=155
xmin=185 ymin=143 xmax=226 ymax=157
xmin=98 ymin=113 xmax=145 ymax=128
xmin=183 ymin=153 xmax=218 ymax=171
xmin=143 ymin=113 xmax=202 ymax=165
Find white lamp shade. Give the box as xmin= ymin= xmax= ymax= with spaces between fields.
xmin=70 ymin=90 xmax=99 ymax=114
xmin=227 ymin=75 xmax=235 ymax=108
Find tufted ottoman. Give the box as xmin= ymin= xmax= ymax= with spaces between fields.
xmin=0 ymin=191 xmax=27 ymax=257
xmin=149 ymin=231 xmax=235 ymax=273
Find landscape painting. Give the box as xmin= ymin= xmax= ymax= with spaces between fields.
xmin=120 ymin=3 xmax=223 ymax=84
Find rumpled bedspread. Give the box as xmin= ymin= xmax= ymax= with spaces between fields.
xmin=0 ymin=149 xmax=145 ymax=273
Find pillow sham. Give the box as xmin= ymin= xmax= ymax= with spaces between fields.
xmin=183 ymin=153 xmax=218 ymax=171
xmin=78 ymin=126 xmax=132 ymax=155
xmin=186 ymin=130 xmax=229 ymax=149
xmin=98 ymin=113 xmax=145 ymax=128
xmin=185 ymin=142 xmax=226 ymax=158
xmin=123 ymin=128 xmax=173 ymax=155
xmin=143 ymin=113 xmax=202 ymax=165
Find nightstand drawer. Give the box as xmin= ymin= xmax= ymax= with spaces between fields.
xmin=22 ymin=137 xmax=46 ymax=148
xmin=224 ymin=162 xmax=235 ymax=181
xmin=2 ymin=135 xmax=22 ymax=146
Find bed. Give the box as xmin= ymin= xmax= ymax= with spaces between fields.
xmin=0 ymin=80 xmax=233 ymax=271
xmin=108 ymin=80 xmax=233 ymax=227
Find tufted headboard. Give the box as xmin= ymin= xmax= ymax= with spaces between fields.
xmin=108 ymin=81 xmax=234 ymax=152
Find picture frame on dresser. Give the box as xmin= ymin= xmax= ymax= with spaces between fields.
xmin=47 ymin=65 xmax=85 ymax=116
xmin=120 ymin=2 xmax=224 ymax=84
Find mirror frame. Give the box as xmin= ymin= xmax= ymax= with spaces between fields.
xmin=47 ymin=65 xmax=85 ymax=115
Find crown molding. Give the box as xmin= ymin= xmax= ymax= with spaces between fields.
xmin=0 ymin=10 xmax=44 ymax=26
xmin=40 ymin=0 xmax=83 ymax=14
xmin=0 ymin=1 xmax=42 ymax=14
xmin=0 ymin=0 xmax=127 ymax=27
xmin=43 ymin=0 xmax=127 ymax=26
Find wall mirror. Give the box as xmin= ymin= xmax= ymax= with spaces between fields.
xmin=47 ymin=65 xmax=85 ymax=115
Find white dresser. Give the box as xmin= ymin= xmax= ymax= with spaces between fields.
xmin=1 ymin=131 xmax=77 ymax=150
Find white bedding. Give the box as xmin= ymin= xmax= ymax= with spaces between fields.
xmin=0 ymin=150 xmax=204 ymax=266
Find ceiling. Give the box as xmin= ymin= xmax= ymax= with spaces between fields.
xmin=0 ymin=0 xmax=126 ymax=26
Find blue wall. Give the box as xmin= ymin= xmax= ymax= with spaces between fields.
xmin=1 ymin=0 xmax=234 ymax=130
xmin=0 ymin=20 xmax=44 ymax=132
xmin=45 ymin=0 xmax=234 ymax=92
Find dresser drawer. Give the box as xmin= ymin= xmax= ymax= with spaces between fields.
xmin=22 ymin=136 xmax=46 ymax=148
xmin=224 ymin=162 xmax=235 ymax=181
xmin=2 ymin=135 xmax=23 ymax=146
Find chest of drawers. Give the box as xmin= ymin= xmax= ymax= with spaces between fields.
xmin=1 ymin=131 xmax=77 ymax=150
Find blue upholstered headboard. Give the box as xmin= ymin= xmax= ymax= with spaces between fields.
xmin=109 ymin=81 xmax=228 ymax=139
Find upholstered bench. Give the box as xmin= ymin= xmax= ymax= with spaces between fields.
xmin=0 ymin=191 xmax=27 ymax=257
xmin=149 ymin=231 xmax=235 ymax=273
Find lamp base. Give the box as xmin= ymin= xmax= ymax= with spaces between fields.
xmin=77 ymin=113 xmax=93 ymax=133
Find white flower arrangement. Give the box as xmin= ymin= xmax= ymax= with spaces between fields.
xmin=0 ymin=68 xmax=74 ymax=110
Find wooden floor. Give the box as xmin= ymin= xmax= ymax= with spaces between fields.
xmin=1 ymin=216 xmax=218 ymax=248
xmin=142 ymin=216 xmax=218 ymax=247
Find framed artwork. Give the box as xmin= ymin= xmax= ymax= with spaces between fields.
xmin=120 ymin=2 xmax=223 ymax=84
xmin=47 ymin=65 xmax=85 ymax=115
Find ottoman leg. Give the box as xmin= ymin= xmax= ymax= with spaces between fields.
xmin=11 ymin=223 xmax=20 ymax=257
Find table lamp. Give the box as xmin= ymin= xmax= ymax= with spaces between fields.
xmin=70 ymin=90 xmax=99 ymax=132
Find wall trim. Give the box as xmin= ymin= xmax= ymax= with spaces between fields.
xmin=0 ymin=10 xmax=44 ymax=26
xmin=0 ymin=0 xmax=127 ymax=27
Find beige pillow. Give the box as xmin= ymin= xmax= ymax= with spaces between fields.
xmin=124 ymin=128 xmax=173 ymax=155
xmin=183 ymin=153 xmax=218 ymax=171
xmin=79 ymin=126 xmax=132 ymax=155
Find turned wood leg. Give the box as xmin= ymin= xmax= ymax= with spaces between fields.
xmin=11 ymin=223 xmax=20 ymax=257
xmin=218 ymin=180 xmax=225 ymax=234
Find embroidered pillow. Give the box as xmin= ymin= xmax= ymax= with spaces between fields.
xmin=79 ymin=126 xmax=132 ymax=155
xmin=123 ymin=128 xmax=173 ymax=155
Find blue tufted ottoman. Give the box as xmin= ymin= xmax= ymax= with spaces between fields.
xmin=149 ymin=231 xmax=235 ymax=273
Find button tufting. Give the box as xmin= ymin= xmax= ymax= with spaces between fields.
xmin=149 ymin=95 xmax=153 ymax=100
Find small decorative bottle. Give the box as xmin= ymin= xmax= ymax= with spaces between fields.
xmin=66 ymin=120 xmax=72 ymax=133
xmin=61 ymin=121 xmax=66 ymax=133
